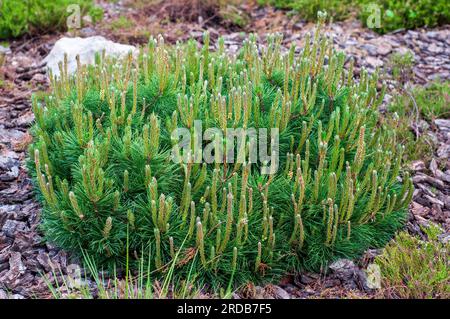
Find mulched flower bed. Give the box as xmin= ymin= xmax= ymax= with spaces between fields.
xmin=0 ymin=2 xmax=448 ymax=299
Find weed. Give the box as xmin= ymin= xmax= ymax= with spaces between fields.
xmin=375 ymin=224 xmax=449 ymax=299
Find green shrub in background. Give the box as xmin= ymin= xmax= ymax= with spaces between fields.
xmin=29 ymin=18 xmax=412 ymax=288
xmin=0 ymin=0 xmax=103 ymax=39
xmin=258 ymin=0 xmax=354 ymax=22
xmin=259 ymin=0 xmax=450 ymax=33
xmin=360 ymin=0 xmax=450 ymax=34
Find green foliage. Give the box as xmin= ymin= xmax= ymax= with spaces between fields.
xmin=29 ymin=18 xmax=412 ymax=288
xmin=110 ymin=16 xmax=135 ymax=31
xmin=258 ymin=0 xmax=354 ymax=21
xmin=375 ymin=225 xmax=450 ymax=299
xmin=360 ymin=0 xmax=450 ymax=34
xmin=259 ymin=0 xmax=450 ymax=33
xmin=0 ymin=0 xmax=103 ymax=39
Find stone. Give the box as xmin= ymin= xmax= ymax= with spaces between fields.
xmin=298 ymin=273 xmax=317 ymax=285
xmin=366 ymin=56 xmax=383 ymax=68
xmin=43 ymin=36 xmax=137 ymax=77
xmin=253 ymin=286 xmax=266 ymax=299
xmin=0 ymin=289 xmax=7 ymax=299
xmin=438 ymin=233 xmax=450 ymax=244
xmin=356 ymin=268 xmax=373 ymax=292
xmin=9 ymin=252 xmax=26 ymax=275
xmin=425 ymin=31 xmax=438 ymax=39
xmin=36 ymin=252 xmax=53 ymax=273
xmin=0 ymin=205 xmax=18 ymax=218
xmin=329 ymin=259 xmax=356 ymax=281
xmin=429 ymin=158 xmax=438 ymax=175
xmin=413 ymin=174 xmax=446 ymax=190
xmin=0 ymin=153 xmax=20 ymax=173
xmin=323 ymin=278 xmax=341 ymax=288
xmin=232 ymin=293 xmax=241 ymax=299
xmin=393 ymin=47 xmax=412 ymax=56
xmin=415 ymin=214 xmax=430 ymax=226
xmin=2 ymin=220 xmax=28 ymax=238
xmin=435 ymin=119 xmax=450 ymax=129
xmin=376 ymin=42 xmax=392 ymax=56
xmin=437 ymin=144 xmax=450 ymax=159
xmin=411 ymin=201 xmax=430 ymax=217
xmin=304 ymin=287 xmax=315 ymax=295
xmin=361 ymin=44 xmax=377 ymax=56
xmin=410 ymin=160 xmax=426 ymax=171
xmin=427 ymin=43 xmax=443 ymax=54
xmin=0 ymin=127 xmax=27 ymax=146
xmin=436 ymin=170 xmax=450 ymax=183
xmin=31 ymin=73 xmax=46 ymax=83
xmin=329 ymin=259 xmax=355 ymax=272
xmin=272 ymin=286 xmax=290 ymax=299
xmin=79 ymin=27 xmax=97 ymax=37
xmin=424 ymin=195 xmax=444 ymax=207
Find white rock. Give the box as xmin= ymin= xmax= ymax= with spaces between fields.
xmin=43 ymin=36 xmax=137 ymax=77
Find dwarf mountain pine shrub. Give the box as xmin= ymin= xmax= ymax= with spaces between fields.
xmin=29 ymin=19 xmax=413 ymax=287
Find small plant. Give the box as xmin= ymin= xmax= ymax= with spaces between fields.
xmin=375 ymin=224 xmax=450 ymax=299
xmin=0 ymin=0 xmax=103 ymax=39
xmin=29 ymin=17 xmax=412 ymax=289
xmin=387 ymin=51 xmax=415 ymax=86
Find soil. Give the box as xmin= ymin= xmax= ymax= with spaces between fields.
xmin=0 ymin=0 xmax=449 ymax=299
